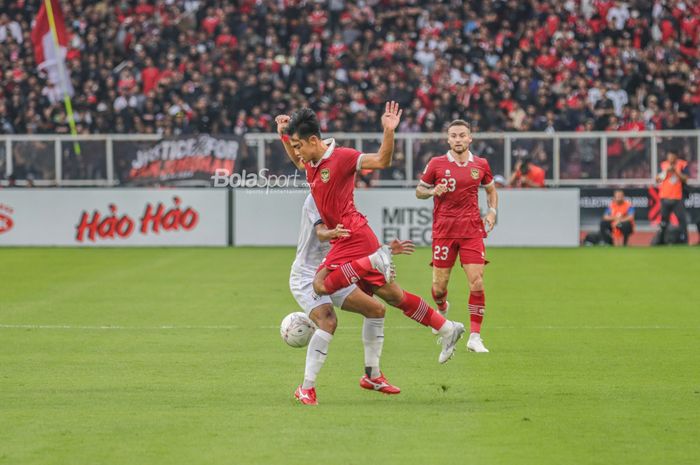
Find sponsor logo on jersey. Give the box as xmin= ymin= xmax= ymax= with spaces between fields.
xmin=320 ymin=168 xmax=330 ymax=183
xmin=471 ymin=168 xmax=480 ymax=180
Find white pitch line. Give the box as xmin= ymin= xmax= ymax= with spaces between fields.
xmin=0 ymin=324 xmax=244 ymax=330
xmin=0 ymin=324 xmax=696 ymax=331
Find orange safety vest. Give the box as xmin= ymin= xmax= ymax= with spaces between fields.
xmin=608 ymin=199 xmax=635 ymax=231
xmin=659 ymin=159 xmax=688 ymax=200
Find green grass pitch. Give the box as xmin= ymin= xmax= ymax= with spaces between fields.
xmin=1 ymin=247 xmax=699 ymax=465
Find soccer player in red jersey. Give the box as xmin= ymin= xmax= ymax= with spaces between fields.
xmin=275 ymin=103 xmax=466 ymax=366
xmin=416 ymin=120 xmax=499 ymax=353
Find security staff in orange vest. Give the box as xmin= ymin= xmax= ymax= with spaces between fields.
xmin=655 ymin=149 xmax=689 ymax=244
xmin=509 ymin=157 xmax=546 ymax=188
xmin=600 ymin=189 xmax=635 ymax=246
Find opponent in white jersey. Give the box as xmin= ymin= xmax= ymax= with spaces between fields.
xmin=289 ymin=195 xmax=414 ymax=405
xmin=289 ymin=194 xmax=355 ymax=314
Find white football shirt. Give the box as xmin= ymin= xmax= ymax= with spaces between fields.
xmin=290 ymin=194 xmax=330 ymax=280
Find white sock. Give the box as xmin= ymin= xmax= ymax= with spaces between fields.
xmin=302 ymin=329 xmax=333 ymax=389
xmin=362 ymin=318 xmax=384 ymax=378
xmin=437 ymin=320 xmax=453 ymax=337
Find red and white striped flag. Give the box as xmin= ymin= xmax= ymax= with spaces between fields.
xmin=31 ymin=0 xmax=73 ymax=101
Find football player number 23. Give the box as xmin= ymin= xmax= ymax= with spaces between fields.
xmin=433 ymin=246 xmax=450 ymax=260
xmin=439 ymin=178 xmax=456 ymax=192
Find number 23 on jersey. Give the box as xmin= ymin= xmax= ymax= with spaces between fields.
xmin=439 ymin=178 xmax=456 ymax=192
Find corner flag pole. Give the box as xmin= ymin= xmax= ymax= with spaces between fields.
xmin=44 ymin=0 xmax=81 ymax=155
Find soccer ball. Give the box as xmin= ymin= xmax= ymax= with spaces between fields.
xmin=280 ymin=312 xmax=316 ymax=348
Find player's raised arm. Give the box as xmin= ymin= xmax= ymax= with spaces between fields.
xmin=275 ymin=114 xmax=305 ymax=170
xmin=359 ymin=101 xmax=403 ymax=170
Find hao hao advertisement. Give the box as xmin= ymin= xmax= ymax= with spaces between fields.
xmin=0 ymin=189 xmax=227 ymax=246
xmin=126 ymin=134 xmax=243 ymax=185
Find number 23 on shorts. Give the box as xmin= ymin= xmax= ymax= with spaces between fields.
xmin=433 ymin=245 xmax=449 ymax=260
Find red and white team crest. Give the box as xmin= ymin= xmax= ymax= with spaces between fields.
xmin=471 ymin=168 xmax=480 ymax=180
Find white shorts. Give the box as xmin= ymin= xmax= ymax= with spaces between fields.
xmin=289 ymin=272 xmax=356 ymax=315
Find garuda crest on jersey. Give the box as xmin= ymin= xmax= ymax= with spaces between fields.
xmin=471 ymin=168 xmax=480 ymax=180
xmin=320 ymin=168 xmax=331 ymax=183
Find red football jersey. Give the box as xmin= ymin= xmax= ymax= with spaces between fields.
xmin=420 ymin=151 xmax=494 ymax=239
xmin=305 ymin=139 xmax=368 ymax=234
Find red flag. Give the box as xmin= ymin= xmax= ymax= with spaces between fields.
xmin=31 ymin=0 xmax=73 ymax=101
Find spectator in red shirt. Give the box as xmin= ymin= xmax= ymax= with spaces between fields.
xmin=134 ymin=0 xmax=154 ymax=17
xmin=140 ymin=57 xmax=160 ymax=95
xmin=308 ymin=4 xmax=328 ymax=35
xmin=621 ymin=109 xmax=646 ymax=137
xmin=215 ymin=25 xmax=237 ymax=50
xmin=201 ymin=7 xmax=221 ymax=36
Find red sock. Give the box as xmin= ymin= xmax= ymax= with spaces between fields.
xmin=431 ymin=287 xmax=448 ymax=312
xmin=469 ymin=291 xmax=485 ymax=333
xmin=322 ymin=257 xmax=373 ymax=294
xmin=397 ymin=291 xmax=446 ymax=331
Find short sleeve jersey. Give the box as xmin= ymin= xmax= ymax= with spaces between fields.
xmin=420 ymin=151 xmax=494 ymax=239
xmin=304 ymin=138 xmax=368 ymax=235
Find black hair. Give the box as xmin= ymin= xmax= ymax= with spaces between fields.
xmin=286 ymin=108 xmax=321 ymax=140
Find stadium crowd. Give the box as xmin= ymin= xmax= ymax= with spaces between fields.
xmin=1 ymin=0 xmax=699 ymax=182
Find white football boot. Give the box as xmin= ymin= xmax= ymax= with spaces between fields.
xmin=369 ymin=245 xmax=395 ymax=283
xmin=438 ymin=321 xmax=466 ymax=364
xmin=467 ymin=332 xmax=489 ymax=353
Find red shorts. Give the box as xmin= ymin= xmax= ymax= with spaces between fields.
xmin=319 ymin=223 xmax=386 ymax=292
xmin=430 ymin=237 xmax=487 ymax=268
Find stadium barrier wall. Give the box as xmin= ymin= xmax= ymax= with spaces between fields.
xmin=2 ymin=131 xmax=699 ymax=188
xmin=0 ymin=189 xmax=228 ymax=246
xmin=233 ymin=188 xmax=580 ymax=247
